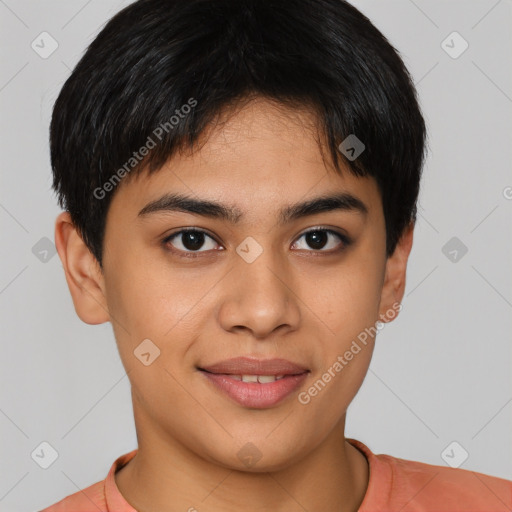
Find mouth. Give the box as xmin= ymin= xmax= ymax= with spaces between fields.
xmin=197 ymin=357 xmax=310 ymax=409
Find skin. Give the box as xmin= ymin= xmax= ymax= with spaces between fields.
xmin=55 ymin=97 xmax=414 ymax=512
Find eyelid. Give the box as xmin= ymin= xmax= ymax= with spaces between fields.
xmin=300 ymin=225 xmax=349 ymax=239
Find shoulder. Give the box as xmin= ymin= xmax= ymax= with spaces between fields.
xmin=379 ymin=452 xmax=512 ymax=510
xmin=39 ymin=480 xmax=106 ymax=511
xmin=348 ymin=439 xmax=512 ymax=511
xmin=38 ymin=450 xmax=137 ymax=512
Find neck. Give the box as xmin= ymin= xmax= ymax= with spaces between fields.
xmin=116 ymin=397 xmax=369 ymax=512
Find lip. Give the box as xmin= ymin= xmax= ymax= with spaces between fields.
xmin=198 ymin=357 xmax=310 ymax=409
xmin=199 ymin=357 xmax=309 ymax=376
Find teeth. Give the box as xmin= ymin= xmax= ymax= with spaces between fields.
xmin=241 ymin=375 xmax=259 ymax=383
xmin=238 ymin=374 xmax=286 ymax=383
xmin=257 ymin=375 xmax=276 ymax=383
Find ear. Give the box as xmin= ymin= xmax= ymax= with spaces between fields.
xmin=378 ymin=222 xmax=414 ymax=323
xmin=54 ymin=211 xmax=110 ymax=325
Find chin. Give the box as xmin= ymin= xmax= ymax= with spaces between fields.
xmin=202 ymin=436 xmax=310 ymax=474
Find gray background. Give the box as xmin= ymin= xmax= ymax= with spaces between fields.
xmin=1 ymin=0 xmax=511 ymax=510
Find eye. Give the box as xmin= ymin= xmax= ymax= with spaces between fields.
xmin=292 ymin=228 xmax=350 ymax=252
xmin=162 ymin=227 xmax=351 ymax=259
xmin=163 ymin=229 xmax=221 ymax=257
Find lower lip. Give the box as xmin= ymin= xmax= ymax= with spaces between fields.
xmin=200 ymin=371 xmax=308 ymax=409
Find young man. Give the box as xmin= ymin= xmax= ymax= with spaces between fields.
xmin=42 ymin=0 xmax=512 ymax=510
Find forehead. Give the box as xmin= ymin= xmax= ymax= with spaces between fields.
xmin=109 ymin=97 xmax=382 ymax=224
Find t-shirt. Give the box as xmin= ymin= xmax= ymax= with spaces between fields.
xmin=40 ymin=438 xmax=512 ymax=511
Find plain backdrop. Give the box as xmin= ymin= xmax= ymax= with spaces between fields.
xmin=0 ymin=1 xmax=511 ymax=510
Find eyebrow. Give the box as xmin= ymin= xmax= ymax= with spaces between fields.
xmin=137 ymin=191 xmax=368 ymax=225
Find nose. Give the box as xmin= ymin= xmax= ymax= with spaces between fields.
xmin=217 ymin=249 xmax=301 ymax=339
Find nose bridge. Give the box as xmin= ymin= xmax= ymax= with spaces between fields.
xmin=241 ymin=249 xmax=286 ymax=300
xmin=218 ymin=237 xmax=301 ymax=337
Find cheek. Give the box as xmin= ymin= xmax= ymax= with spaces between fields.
xmin=298 ymin=244 xmax=384 ymax=409
xmin=104 ymin=249 xmax=203 ymax=333
xmin=315 ymin=255 xmax=384 ymax=344
xmin=296 ymin=268 xmax=380 ymax=433
xmin=103 ymin=251 xmax=224 ymax=380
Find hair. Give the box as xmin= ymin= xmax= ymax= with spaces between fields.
xmin=50 ymin=0 xmax=427 ymax=267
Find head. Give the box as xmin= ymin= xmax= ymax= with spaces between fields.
xmin=52 ymin=0 xmax=425 ymax=470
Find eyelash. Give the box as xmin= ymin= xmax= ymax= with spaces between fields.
xmin=161 ymin=227 xmax=352 ymax=259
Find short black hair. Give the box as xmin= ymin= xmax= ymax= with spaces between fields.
xmin=50 ymin=0 xmax=427 ymax=267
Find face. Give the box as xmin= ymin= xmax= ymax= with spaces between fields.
xmin=57 ymin=97 xmax=411 ymax=472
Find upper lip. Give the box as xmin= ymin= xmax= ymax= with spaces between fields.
xmin=199 ymin=357 xmax=309 ymax=376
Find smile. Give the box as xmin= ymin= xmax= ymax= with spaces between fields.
xmin=199 ymin=369 xmax=309 ymax=409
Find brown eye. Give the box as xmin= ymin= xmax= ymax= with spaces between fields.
xmin=292 ymin=228 xmax=350 ymax=252
xmin=305 ymin=230 xmax=329 ymax=250
xmin=164 ymin=229 xmax=219 ymax=254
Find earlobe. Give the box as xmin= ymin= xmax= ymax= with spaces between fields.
xmin=54 ymin=211 xmax=110 ymax=325
xmin=378 ymin=222 xmax=414 ymax=323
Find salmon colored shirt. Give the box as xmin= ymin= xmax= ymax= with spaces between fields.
xmin=40 ymin=438 xmax=512 ymax=511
